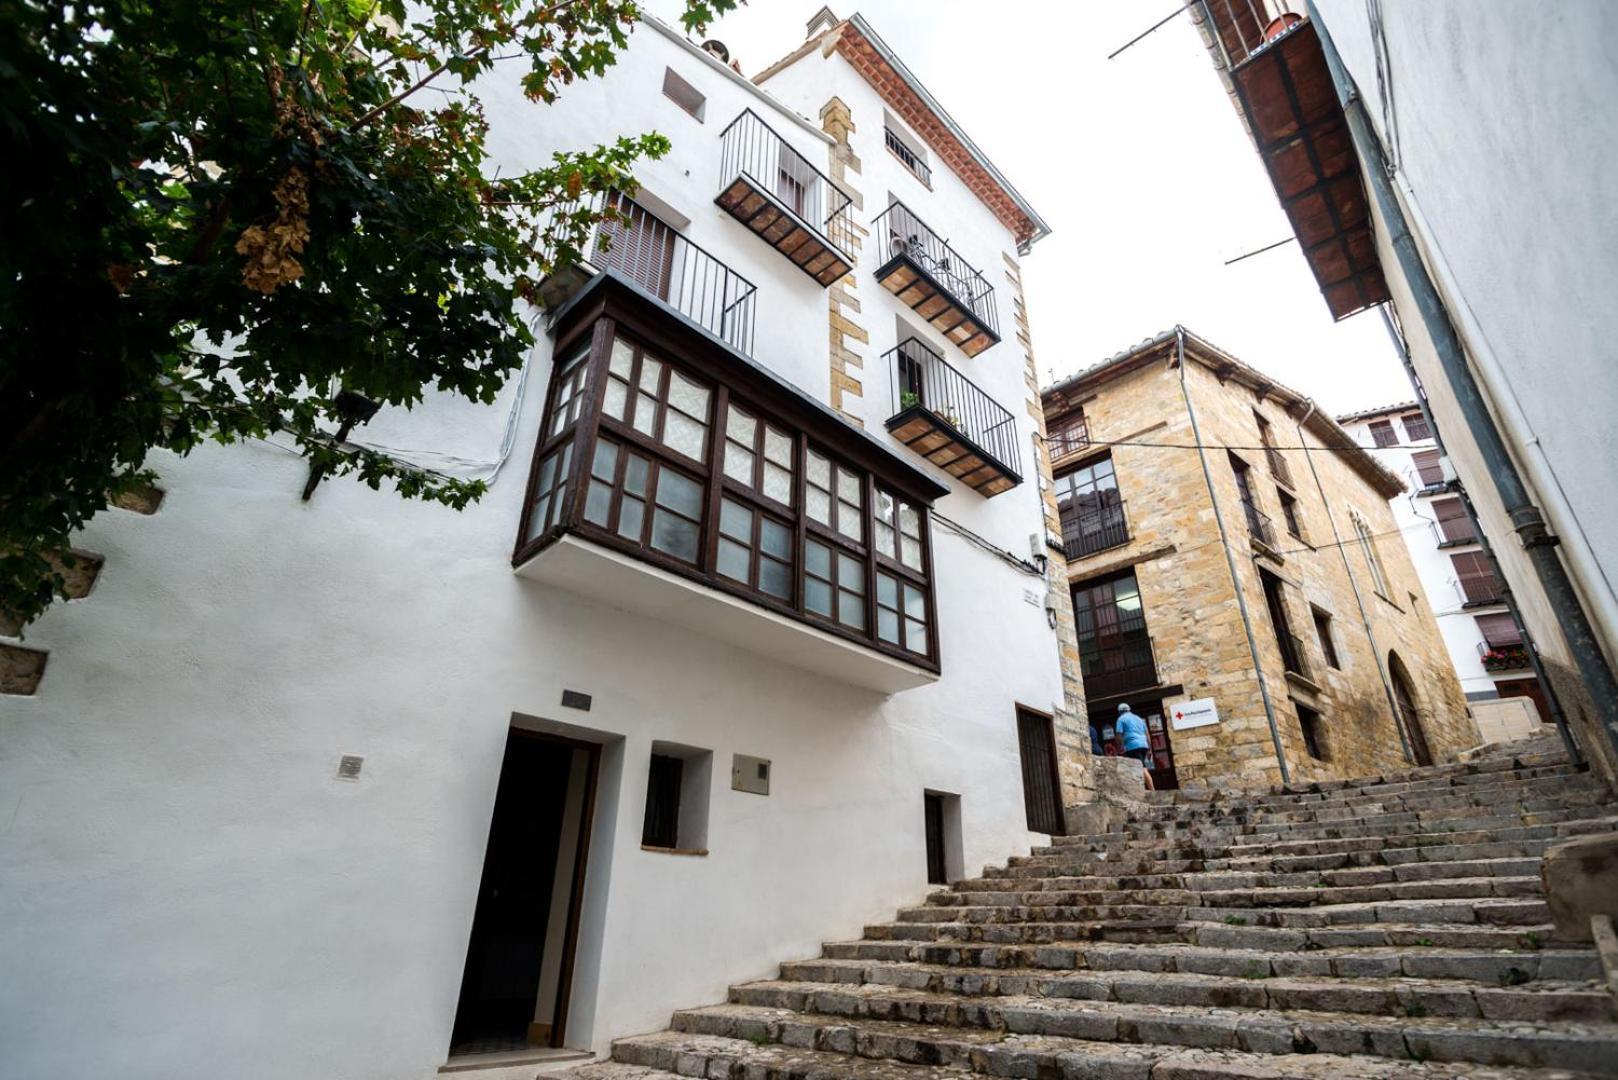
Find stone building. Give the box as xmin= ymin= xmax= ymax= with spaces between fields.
xmin=1041 ymin=327 xmax=1476 ymax=790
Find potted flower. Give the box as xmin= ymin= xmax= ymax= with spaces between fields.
xmin=899 ymin=390 xmax=922 ymax=411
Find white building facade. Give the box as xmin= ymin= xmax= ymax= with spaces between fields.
xmin=0 ymin=13 xmax=1073 ymax=1080
xmin=1337 ymin=402 xmax=1547 ymax=743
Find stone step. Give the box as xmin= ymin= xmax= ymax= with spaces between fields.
xmin=765 ymin=961 xmax=1615 ymax=1022
xmin=932 ymin=872 xmax=1544 ymax=908
xmin=603 ymin=1028 xmax=1598 ymax=1080
xmin=1144 ymin=764 xmax=1584 ymax=815
xmin=820 ymin=937 xmax=1601 ymax=983
xmin=958 ymin=855 xmax=1543 ymax=892
xmin=671 ymin=998 xmax=1618 ymax=1073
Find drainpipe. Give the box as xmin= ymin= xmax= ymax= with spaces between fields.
xmin=1308 ymin=4 xmax=1618 ymax=771
xmin=1293 ymin=399 xmax=1414 ymax=763
xmin=1377 ymin=310 xmax=1582 ymax=765
xmin=1176 ymin=327 xmax=1290 ymax=785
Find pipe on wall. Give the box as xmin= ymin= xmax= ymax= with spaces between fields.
xmin=1175 ymin=326 xmax=1290 ymax=785
xmin=1308 ymin=3 xmax=1618 ymax=770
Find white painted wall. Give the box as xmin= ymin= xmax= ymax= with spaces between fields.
xmin=0 ymin=18 xmax=1065 ymax=1080
xmin=1310 ymin=0 xmax=1618 ymax=672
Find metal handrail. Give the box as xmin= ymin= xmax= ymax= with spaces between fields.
xmin=886 ymin=336 xmax=1020 ymax=480
xmin=1242 ymin=496 xmax=1276 ymax=547
xmin=719 ymin=109 xmax=854 ymax=258
xmin=872 ymin=201 xmax=999 ymax=339
xmin=885 ymin=126 xmax=932 ymax=185
xmin=540 ymin=190 xmax=757 ymax=355
xmin=1198 ymin=0 xmax=1301 ymax=70
xmin=1060 ymin=498 xmax=1130 ymax=561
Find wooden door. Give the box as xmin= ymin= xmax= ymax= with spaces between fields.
xmin=1016 ymin=708 xmax=1065 ymax=835
xmin=1389 ymin=653 xmax=1434 ymax=766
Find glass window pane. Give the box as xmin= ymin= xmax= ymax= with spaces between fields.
xmin=807 ymin=450 xmax=830 ymax=488
xmin=639 ymin=355 xmax=663 ymax=393
xmin=764 ymin=427 xmax=792 ymax=466
xmin=838 ymin=553 xmax=864 ymax=593
xmin=805 ymin=577 xmax=833 ymax=616
xmin=904 ymin=619 xmax=926 ymax=652
xmin=720 ymin=498 xmax=752 ymax=541
xmin=903 ymin=583 xmax=926 ymax=618
xmin=807 ymin=487 xmax=831 ymax=525
xmin=875 ymin=522 xmax=896 ymax=559
xmin=727 ymin=406 xmax=758 ymax=445
xmin=836 ymin=509 xmax=862 ymax=542
xmin=760 ymin=518 xmax=790 ymax=559
xmin=724 ymin=443 xmax=755 ymax=485
xmin=878 ymin=607 xmax=900 ymax=644
xmin=838 ymin=591 xmax=865 ymax=630
xmin=876 ymin=572 xmax=898 ymax=608
xmin=655 ymin=468 xmax=703 ymax=517
xmin=668 ymin=371 xmax=710 ymax=420
xmin=592 ymin=439 xmax=619 ymax=481
xmin=537 ymin=453 xmax=557 ymax=490
xmin=624 ymin=453 xmax=650 ymax=497
xmin=618 ymin=495 xmax=645 ymax=541
xmin=633 ymin=393 xmax=658 ymax=436
xmin=717 ymin=538 xmax=751 ymax=582
xmin=602 ymin=377 xmax=628 ymax=420
xmin=901 ymin=536 xmax=922 ymax=569
xmin=528 ymin=493 xmax=552 ymax=537
xmin=763 ymin=463 xmax=792 ymax=504
xmin=875 ymin=489 xmax=896 ymax=528
xmin=650 ymin=509 xmax=699 ymax=561
xmin=900 ymin=503 xmax=920 ymax=538
xmin=837 ymin=469 xmax=862 ymax=504
xmin=609 ymin=339 xmax=634 ymax=377
xmin=760 ymin=557 xmax=790 ymax=599
xmin=664 ymin=410 xmax=708 ymax=461
xmin=805 ymin=539 xmax=831 ymax=579
xmin=584 ymin=480 xmax=612 ymax=526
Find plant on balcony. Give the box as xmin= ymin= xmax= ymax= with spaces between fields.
xmin=933 ymin=405 xmax=963 ymax=428
xmin=1482 ymin=645 xmax=1530 ymax=671
xmin=900 ymin=390 xmax=922 ymax=411
xmin=0 ymin=0 xmax=736 ymax=631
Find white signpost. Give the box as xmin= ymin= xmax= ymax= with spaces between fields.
xmin=1170 ymin=697 xmax=1220 ymax=730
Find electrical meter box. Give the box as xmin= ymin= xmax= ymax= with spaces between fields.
xmin=731 ymin=753 xmax=771 ymax=795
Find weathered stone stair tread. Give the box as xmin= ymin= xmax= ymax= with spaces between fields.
xmin=673 ymin=1000 xmax=1618 ymax=1073
xmin=919 ymin=874 xmax=1545 ymax=909
xmin=963 ymin=855 xmax=1547 ymax=890
xmin=759 ymin=965 xmax=1615 ymax=1022
xmin=604 ymin=1027 xmax=1602 ymax=1079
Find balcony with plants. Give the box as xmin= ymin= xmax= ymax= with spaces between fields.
xmin=884 ymin=336 xmax=1021 ymax=497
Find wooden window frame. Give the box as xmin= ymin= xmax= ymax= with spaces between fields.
xmin=515 ymin=296 xmax=943 ymax=671
xmin=1368 ymin=418 xmax=1398 ymax=447
xmin=1311 ymin=606 xmax=1340 ymax=669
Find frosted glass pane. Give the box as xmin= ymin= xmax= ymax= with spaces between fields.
xmin=876 ymin=572 xmax=897 ymax=607
xmin=639 ymin=355 xmax=663 ymax=393
xmin=837 ymin=469 xmax=861 ymax=504
xmin=760 ymin=557 xmax=790 ymax=599
xmin=905 ymin=619 xmax=926 ymax=652
xmin=838 ymin=592 xmax=864 ymax=630
xmin=807 ymin=450 xmax=830 ymax=487
xmin=805 ymin=539 xmax=831 ymax=578
xmin=901 ymin=536 xmax=922 ymax=569
xmin=838 ymin=553 xmax=863 ymax=592
xmin=764 ymin=427 xmax=792 ymax=466
xmin=875 ymin=489 xmax=895 ymax=527
xmin=805 ymin=577 xmax=832 ymax=616
xmin=664 ymin=410 xmax=708 ymax=461
xmin=584 ymin=480 xmax=612 ymax=526
xmin=727 ymin=406 xmax=757 ymax=444
xmin=591 ymin=439 xmax=618 ymax=481
xmin=528 ymin=493 xmax=551 ymax=537
xmin=609 ymin=339 xmax=634 ymax=377
xmin=624 ymin=454 xmax=649 ymax=497
xmin=875 ymin=522 xmax=895 ymax=559
xmin=650 ymin=509 xmax=698 ymax=561
xmin=655 ymin=469 xmax=703 ymax=516
xmin=904 ymin=583 xmax=925 ymax=618
xmin=878 ymin=608 xmax=900 ymax=644
xmin=760 ymin=518 xmax=790 ymax=559
xmin=617 ymin=496 xmax=644 ymax=540
xmin=763 ymin=463 xmax=791 ymax=504
xmin=632 ymin=393 xmax=658 ymax=435
xmin=602 ymin=377 xmax=628 ymax=420
xmin=900 ymin=502 xmax=921 ymax=538
xmin=719 ymin=498 xmax=752 ymax=541
xmin=807 ymin=487 xmax=830 ymax=524
xmin=724 ymin=443 xmax=754 ymax=485
xmin=536 ymin=453 xmax=557 ymax=490
xmin=836 ymin=508 xmax=862 ymax=541
xmin=668 ymin=371 xmax=710 ymax=420
xmin=717 ymin=538 xmax=750 ymax=582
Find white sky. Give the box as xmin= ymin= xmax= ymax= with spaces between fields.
xmin=646 ymin=0 xmax=1416 ymax=416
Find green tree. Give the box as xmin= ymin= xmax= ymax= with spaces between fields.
xmin=0 ymin=0 xmax=734 ymax=630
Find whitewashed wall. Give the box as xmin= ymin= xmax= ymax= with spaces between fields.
xmin=0 ymin=18 xmax=1064 ymax=1080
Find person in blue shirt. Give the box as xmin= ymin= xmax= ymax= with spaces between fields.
xmin=1114 ymin=702 xmax=1155 ymax=791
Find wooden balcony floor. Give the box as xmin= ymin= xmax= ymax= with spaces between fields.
xmin=717 ymin=177 xmax=852 ymax=287
xmin=887 ymin=406 xmax=1017 ymax=497
xmin=876 ymin=254 xmax=999 ymax=358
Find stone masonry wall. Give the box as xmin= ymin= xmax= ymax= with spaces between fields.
xmin=1046 ymin=342 xmax=1476 ymax=790
xmin=820 ymin=97 xmax=867 ymax=425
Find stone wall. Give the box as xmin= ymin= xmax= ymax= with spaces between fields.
xmin=1044 ymin=335 xmax=1477 ymax=790
xmin=819 ymin=97 xmax=867 ymax=424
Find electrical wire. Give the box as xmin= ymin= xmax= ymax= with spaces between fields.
xmin=932 ymin=511 xmax=1045 ymax=579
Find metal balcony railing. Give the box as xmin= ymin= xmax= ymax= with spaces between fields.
xmin=1060 ymin=499 xmax=1130 ymax=561
xmin=1478 ymin=640 xmax=1530 ymax=672
xmin=873 ymin=201 xmax=1000 ymax=339
xmin=1198 ymin=0 xmax=1301 ymax=70
xmin=718 ymin=109 xmax=855 ymax=258
xmin=1242 ymin=496 xmax=1277 ymax=547
xmin=885 ymin=127 xmax=932 ymax=185
xmin=539 ymin=191 xmax=756 ymax=355
xmin=1457 ymin=570 xmax=1503 ymax=607
xmin=887 ymin=336 xmax=1020 ymax=481
xmin=1080 ymin=633 xmax=1160 ymax=699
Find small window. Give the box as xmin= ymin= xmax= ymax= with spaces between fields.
xmin=1411 ymin=448 xmax=1445 ymax=488
xmin=1296 ymin=705 xmax=1327 ymax=761
xmin=875 ymin=570 xmax=929 ymax=655
xmin=1476 ymin=612 xmax=1521 ymax=649
xmin=1278 ymin=488 xmax=1304 ymax=540
xmin=803 ymin=537 xmax=865 ymax=630
xmin=716 ymin=497 xmax=793 ymax=601
xmin=883 ymin=116 xmax=932 ymax=185
xmin=723 ymin=404 xmax=794 ymax=507
xmin=1351 ymin=511 xmax=1392 ymax=599
xmin=642 ymin=743 xmax=711 ymax=852
xmin=1402 ymin=412 xmax=1431 ymax=441
xmin=662 ymin=67 xmax=706 ymax=122
xmin=1368 ymin=418 xmax=1398 ymax=447
xmin=873 ymin=488 xmax=925 ymax=570
xmin=1311 ymin=607 xmax=1340 ymax=669
xmin=1049 ymin=410 xmax=1090 ymax=459
xmin=806 ymin=449 xmax=864 ymax=542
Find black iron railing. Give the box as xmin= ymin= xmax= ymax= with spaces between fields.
xmin=1242 ymin=496 xmax=1276 ymax=547
xmin=719 ymin=109 xmax=854 ymax=257
xmin=1061 ymin=499 xmax=1130 ymax=561
xmin=886 ymin=336 xmax=1020 ymax=480
xmin=872 ymin=201 xmax=999 ymax=339
xmin=885 ymin=126 xmax=932 ymax=185
xmin=1080 ymin=633 xmax=1160 ymax=699
xmin=1198 ymin=0 xmax=1302 ymax=69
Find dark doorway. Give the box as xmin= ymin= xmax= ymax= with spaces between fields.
xmin=1089 ymin=699 xmax=1179 ymax=790
xmin=451 ymin=729 xmax=598 ymax=1057
xmin=923 ymin=792 xmax=947 ymax=885
xmin=1388 ymin=652 xmax=1434 ymax=767
xmin=1015 ymin=707 xmax=1065 ymax=835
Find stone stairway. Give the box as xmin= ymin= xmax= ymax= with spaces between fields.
xmin=566 ymin=737 xmax=1618 ymax=1078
